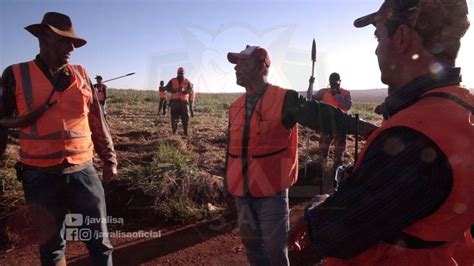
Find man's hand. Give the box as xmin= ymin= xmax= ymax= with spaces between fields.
xmin=102 ymin=164 xmax=117 ymax=183
xmin=288 ymin=217 xmax=310 ymax=252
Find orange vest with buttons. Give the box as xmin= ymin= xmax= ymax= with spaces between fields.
xmin=320 ymin=88 xmax=350 ymax=112
xmin=170 ymin=78 xmax=190 ymax=102
xmin=12 ymin=60 xmax=94 ymax=167
xmin=226 ymin=85 xmax=298 ymax=197
xmin=326 ymin=86 xmax=474 ymax=266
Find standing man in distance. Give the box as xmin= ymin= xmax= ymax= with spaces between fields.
xmin=313 ymin=72 xmax=352 ymax=172
xmin=289 ymin=0 xmax=474 ymax=264
xmin=0 ymin=12 xmax=117 ymax=265
xmin=158 ymin=80 xmax=167 ymax=115
xmin=226 ymin=45 xmax=376 ymax=266
xmin=164 ymin=67 xmax=193 ymax=137
xmin=94 ymin=75 xmax=108 ymax=119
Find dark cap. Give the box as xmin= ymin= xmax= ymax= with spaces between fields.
xmin=95 ymin=75 xmax=103 ymax=80
xmin=354 ymin=0 xmax=469 ymax=31
xmin=25 ymin=12 xmax=87 ymax=48
xmin=227 ymin=45 xmax=271 ymax=67
xmin=329 ymin=72 xmax=340 ymax=83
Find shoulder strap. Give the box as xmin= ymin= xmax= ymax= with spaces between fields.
xmin=421 ymin=92 xmax=474 ymax=113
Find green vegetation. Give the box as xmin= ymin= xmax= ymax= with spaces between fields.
xmin=122 ymin=142 xmax=222 ymax=223
xmin=352 ymin=102 xmax=381 ymax=122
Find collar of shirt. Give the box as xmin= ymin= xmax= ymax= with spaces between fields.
xmin=381 ymin=67 xmax=461 ymax=119
xmin=34 ymin=55 xmax=72 ymax=92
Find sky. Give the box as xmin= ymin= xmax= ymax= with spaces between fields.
xmin=1 ymin=0 xmax=473 ymax=93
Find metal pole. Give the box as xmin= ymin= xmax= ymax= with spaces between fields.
xmin=102 ymin=72 xmax=136 ymax=83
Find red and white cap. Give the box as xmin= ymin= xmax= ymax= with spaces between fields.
xmin=227 ymin=45 xmax=271 ymax=67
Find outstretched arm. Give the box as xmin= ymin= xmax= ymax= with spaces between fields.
xmin=281 ymin=90 xmax=376 ymax=138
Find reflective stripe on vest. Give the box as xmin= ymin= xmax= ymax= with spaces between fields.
xmin=226 ymin=85 xmax=298 ymax=197
xmin=170 ymin=78 xmax=190 ymax=102
xmin=326 ymin=86 xmax=474 ymax=266
xmin=12 ymin=60 xmax=94 ymax=167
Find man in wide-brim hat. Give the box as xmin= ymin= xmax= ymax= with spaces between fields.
xmin=1 ymin=12 xmax=117 ymax=266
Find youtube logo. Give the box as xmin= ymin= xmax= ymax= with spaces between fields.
xmin=65 ymin=213 xmax=83 ymax=226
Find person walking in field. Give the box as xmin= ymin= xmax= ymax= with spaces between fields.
xmin=0 ymin=12 xmax=117 ymax=265
xmin=164 ymin=67 xmax=193 ymax=137
xmin=225 ymin=45 xmax=377 ymax=266
xmin=94 ymin=75 xmax=108 ymax=119
xmin=158 ymin=80 xmax=167 ymax=115
xmin=289 ymin=0 xmax=474 ymax=265
xmin=313 ymin=72 xmax=352 ymax=172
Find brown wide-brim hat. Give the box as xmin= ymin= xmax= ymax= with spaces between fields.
xmin=25 ymin=11 xmax=87 ymax=48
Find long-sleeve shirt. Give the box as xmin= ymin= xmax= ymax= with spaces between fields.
xmin=304 ymin=67 xmax=462 ymax=260
xmin=281 ymin=89 xmax=362 ymax=132
xmin=0 ymin=55 xmax=117 ymax=172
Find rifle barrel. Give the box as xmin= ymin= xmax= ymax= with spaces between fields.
xmin=102 ymin=72 xmax=136 ymax=83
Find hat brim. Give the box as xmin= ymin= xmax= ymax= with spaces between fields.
xmin=354 ymin=12 xmax=377 ymax=28
xmin=25 ymin=23 xmax=87 ymax=48
xmin=227 ymin=52 xmax=251 ymax=64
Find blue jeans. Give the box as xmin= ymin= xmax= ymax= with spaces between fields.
xmin=21 ymin=165 xmax=113 ymax=266
xmin=234 ymin=190 xmax=289 ymax=266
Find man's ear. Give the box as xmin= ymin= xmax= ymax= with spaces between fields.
xmin=393 ymin=24 xmax=416 ymax=54
xmin=257 ymin=61 xmax=266 ymax=73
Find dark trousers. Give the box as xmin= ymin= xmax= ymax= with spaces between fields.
xmin=169 ymin=100 xmax=189 ymax=136
xmin=158 ymin=98 xmax=167 ymax=115
xmin=21 ymin=165 xmax=113 ymax=266
xmin=188 ymin=100 xmax=194 ymax=118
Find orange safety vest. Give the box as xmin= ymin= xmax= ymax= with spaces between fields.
xmin=12 ymin=60 xmax=94 ymax=167
xmin=320 ymin=88 xmax=350 ymax=112
xmin=170 ymin=78 xmax=190 ymax=102
xmin=226 ymin=85 xmax=298 ymax=197
xmin=326 ymin=86 xmax=474 ymax=266
xmin=159 ymin=86 xmax=167 ymax=99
